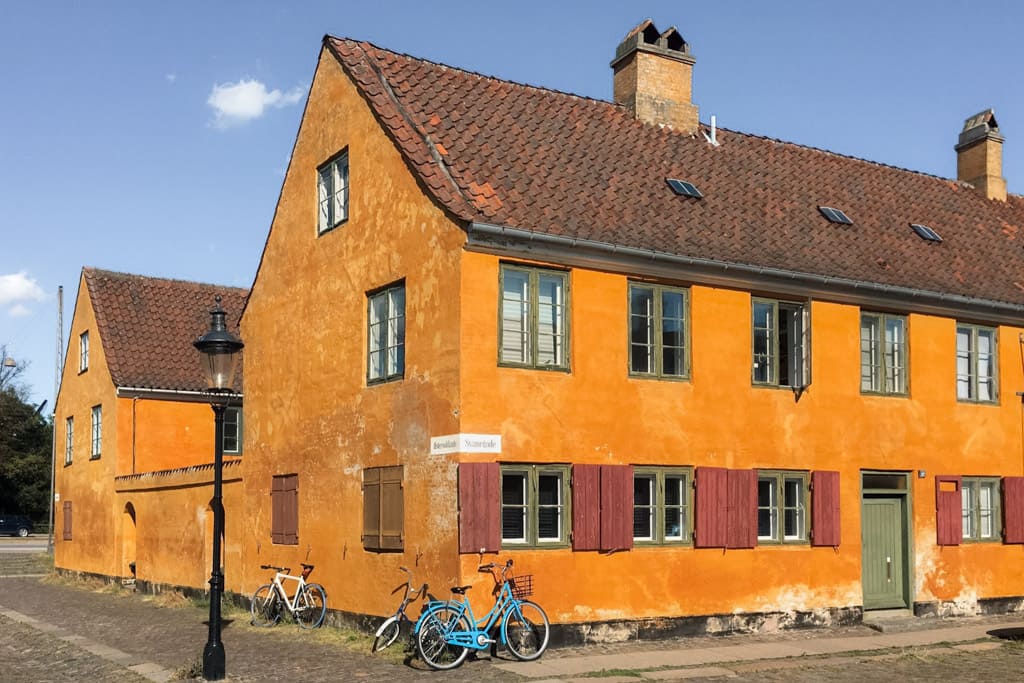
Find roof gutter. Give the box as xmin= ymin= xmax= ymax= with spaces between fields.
xmin=467 ymin=222 xmax=1024 ymax=325
xmin=116 ymin=386 xmax=243 ymax=404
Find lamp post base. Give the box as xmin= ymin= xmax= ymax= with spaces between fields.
xmin=202 ymin=641 xmax=225 ymax=680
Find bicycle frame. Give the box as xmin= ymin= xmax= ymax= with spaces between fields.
xmin=268 ymin=568 xmax=309 ymax=615
xmin=416 ymin=562 xmax=524 ymax=651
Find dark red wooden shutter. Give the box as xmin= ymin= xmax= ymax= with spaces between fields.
xmin=458 ymin=462 xmax=500 ymax=553
xmin=935 ymin=475 xmax=962 ymax=546
xmin=695 ymin=467 xmax=728 ymax=548
xmin=811 ymin=470 xmax=841 ymax=547
xmin=271 ymin=476 xmax=284 ymax=544
xmin=572 ymin=464 xmax=600 ymax=550
xmin=726 ymin=469 xmax=756 ymax=549
xmin=600 ymin=465 xmax=634 ymax=551
xmin=1003 ymin=477 xmax=1024 ymax=544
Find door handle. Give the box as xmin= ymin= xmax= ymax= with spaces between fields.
xmin=886 ymin=556 xmax=892 ymax=582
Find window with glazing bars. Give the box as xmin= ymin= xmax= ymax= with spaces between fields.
xmin=955 ymin=324 xmax=997 ymax=402
xmin=962 ymin=477 xmax=1000 ymax=541
xmin=629 ymin=284 xmax=688 ymax=378
xmin=223 ymin=407 xmax=242 ymax=454
xmin=757 ymin=471 xmax=808 ymax=543
xmin=367 ymin=283 xmax=405 ymax=383
xmin=499 ymin=265 xmax=568 ymax=370
xmin=752 ymin=299 xmax=809 ymax=387
xmin=500 ymin=465 xmax=569 ymax=547
xmin=90 ymin=406 xmax=101 ymax=458
xmin=633 ymin=468 xmax=690 ymax=543
xmin=860 ymin=313 xmax=907 ymax=395
xmin=317 ymin=151 xmax=349 ymax=234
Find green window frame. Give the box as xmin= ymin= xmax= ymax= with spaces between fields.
xmin=628 ymin=283 xmax=689 ymax=379
xmin=757 ymin=470 xmax=808 ymax=544
xmin=633 ymin=467 xmax=692 ymax=544
xmin=79 ymin=331 xmax=89 ymax=373
xmin=956 ymin=324 xmax=997 ymax=403
xmin=752 ymin=298 xmax=810 ymax=388
xmin=317 ymin=150 xmax=349 ymax=235
xmin=499 ymin=265 xmax=569 ymax=371
xmin=860 ymin=312 xmax=907 ymax=395
xmin=500 ymin=464 xmax=570 ymax=548
xmin=962 ymin=477 xmax=1001 ymax=542
xmin=367 ymin=283 xmax=406 ymax=384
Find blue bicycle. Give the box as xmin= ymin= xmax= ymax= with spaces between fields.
xmin=413 ymin=559 xmax=550 ymax=670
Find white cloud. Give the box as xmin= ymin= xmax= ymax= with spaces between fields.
xmin=166 ymin=73 xmax=177 ymax=83
xmin=207 ymin=78 xmax=304 ymax=128
xmin=0 ymin=272 xmax=46 ymax=316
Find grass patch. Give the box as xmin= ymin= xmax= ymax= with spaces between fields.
xmin=582 ymin=669 xmax=643 ymax=678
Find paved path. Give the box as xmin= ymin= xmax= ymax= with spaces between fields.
xmin=4 ymin=557 xmax=1024 ymax=681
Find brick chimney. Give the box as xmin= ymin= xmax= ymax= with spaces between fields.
xmin=955 ymin=109 xmax=1007 ymax=201
xmin=611 ymin=20 xmax=698 ymax=134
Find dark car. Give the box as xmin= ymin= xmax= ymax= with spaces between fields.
xmin=0 ymin=515 xmax=33 ymax=537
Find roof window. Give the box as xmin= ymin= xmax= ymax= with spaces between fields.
xmin=818 ymin=206 xmax=853 ymax=225
xmin=666 ymin=178 xmax=703 ymax=199
xmin=910 ymin=223 xmax=943 ymax=243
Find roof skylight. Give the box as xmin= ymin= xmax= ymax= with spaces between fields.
xmin=818 ymin=206 xmax=853 ymax=225
xmin=666 ymin=178 xmax=703 ymax=199
xmin=910 ymin=223 xmax=943 ymax=243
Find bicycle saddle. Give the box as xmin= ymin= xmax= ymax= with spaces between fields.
xmin=450 ymin=585 xmax=473 ymax=595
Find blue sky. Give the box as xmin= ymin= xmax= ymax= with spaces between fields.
xmin=3 ymin=1 xmax=1024 ymax=408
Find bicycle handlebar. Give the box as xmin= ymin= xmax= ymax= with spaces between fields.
xmin=260 ymin=564 xmax=289 ymax=573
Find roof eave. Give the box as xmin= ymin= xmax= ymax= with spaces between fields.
xmin=467 ymin=222 xmax=1024 ymax=326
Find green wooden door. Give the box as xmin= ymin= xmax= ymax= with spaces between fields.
xmin=862 ymin=497 xmax=908 ymax=609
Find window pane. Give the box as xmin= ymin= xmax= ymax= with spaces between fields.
xmin=630 ymin=287 xmax=654 ymax=373
xmin=537 ymin=472 xmax=562 ymax=541
xmin=783 ymin=477 xmax=804 ymax=539
xmin=318 ymin=166 xmax=332 ymax=230
xmin=633 ymin=476 xmax=653 ymax=539
xmin=536 ymin=275 xmax=564 ymax=366
xmin=979 ymin=482 xmax=995 ymax=539
xmin=501 ymin=473 xmax=527 ymax=541
xmin=664 ymin=475 xmax=685 ymax=540
xmin=956 ymin=327 xmax=973 ymax=399
xmin=752 ymin=302 xmax=773 ymax=383
xmin=661 ymin=291 xmax=685 ymax=376
xmin=860 ymin=314 xmax=880 ymax=392
xmin=501 ymin=271 xmax=529 ymax=363
xmin=885 ymin=317 xmax=906 ymax=393
xmin=757 ymin=478 xmax=776 ymax=539
xmin=962 ymin=484 xmax=974 ymax=539
xmin=977 ymin=329 xmax=995 ymax=401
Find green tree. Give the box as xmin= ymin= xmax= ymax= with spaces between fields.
xmin=0 ymin=346 xmax=52 ymax=521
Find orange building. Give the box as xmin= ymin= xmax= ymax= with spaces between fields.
xmin=239 ymin=20 xmax=1024 ymax=642
xmin=54 ymin=268 xmax=247 ymax=594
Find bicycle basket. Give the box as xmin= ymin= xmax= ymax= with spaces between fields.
xmin=508 ymin=575 xmax=533 ymax=599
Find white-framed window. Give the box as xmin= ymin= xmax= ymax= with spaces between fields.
xmin=962 ymin=477 xmax=1000 ymax=541
xmin=633 ymin=468 xmax=690 ymax=544
xmin=629 ymin=284 xmax=689 ymax=379
xmin=223 ymin=407 xmax=242 ymax=454
xmin=499 ymin=265 xmax=569 ymax=370
xmin=860 ymin=313 xmax=907 ymax=395
xmin=317 ymin=150 xmax=349 ymax=234
xmin=79 ymin=331 xmax=89 ymax=372
xmin=65 ymin=416 xmax=74 ymax=465
xmin=90 ymin=406 xmax=101 ymax=458
xmin=757 ymin=471 xmax=808 ymax=543
xmin=500 ymin=465 xmax=569 ymax=547
xmin=752 ymin=299 xmax=810 ymax=388
xmin=956 ymin=324 xmax=997 ymax=403
xmin=367 ymin=283 xmax=405 ymax=384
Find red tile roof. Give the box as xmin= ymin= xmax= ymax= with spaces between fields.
xmin=326 ymin=37 xmax=1024 ymax=311
xmin=83 ymin=268 xmax=248 ymax=393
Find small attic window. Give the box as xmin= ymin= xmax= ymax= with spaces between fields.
xmin=818 ymin=206 xmax=853 ymax=225
xmin=910 ymin=223 xmax=943 ymax=243
xmin=667 ymin=178 xmax=703 ymax=199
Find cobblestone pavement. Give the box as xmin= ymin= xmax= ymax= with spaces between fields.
xmin=5 ymin=559 xmax=1024 ymax=682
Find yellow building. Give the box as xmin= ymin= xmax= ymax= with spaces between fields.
xmin=54 ymin=268 xmax=247 ymax=593
xmin=240 ymin=21 xmax=1024 ymax=642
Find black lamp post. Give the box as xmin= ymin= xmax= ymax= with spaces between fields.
xmin=193 ymin=296 xmax=243 ymax=681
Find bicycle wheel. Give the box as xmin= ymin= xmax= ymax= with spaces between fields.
xmin=502 ymin=600 xmax=550 ymax=661
xmin=250 ymin=584 xmax=281 ymax=627
xmin=372 ymin=616 xmax=402 ymax=652
xmin=416 ymin=604 xmax=471 ymax=670
xmin=295 ymin=583 xmax=327 ymax=629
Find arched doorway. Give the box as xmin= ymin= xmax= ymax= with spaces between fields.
xmin=122 ymin=503 xmax=137 ymax=583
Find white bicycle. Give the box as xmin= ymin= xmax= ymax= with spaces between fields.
xmin=250 ymin=563 xmax=328 ymax=629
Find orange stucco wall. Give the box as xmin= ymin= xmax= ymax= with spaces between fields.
xmin=55 ymin=274 xmax=242 ymax=589
xmin=240 ymin=48 xmax=466 ymax=610
xmin=240 ymin=46 xmax=1024 ymax=628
